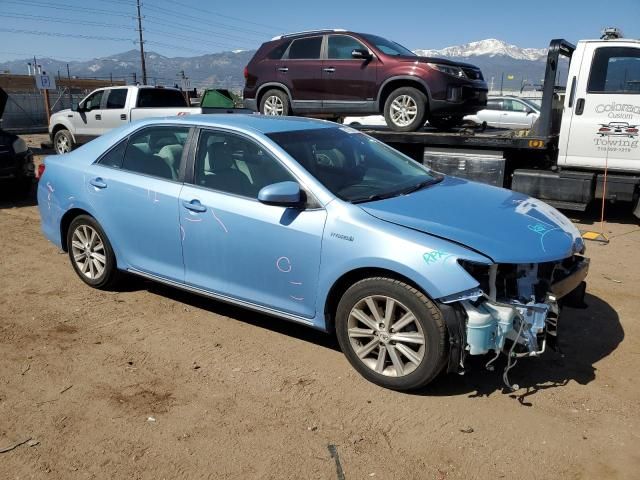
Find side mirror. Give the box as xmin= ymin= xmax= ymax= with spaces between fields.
xmin=351 ymin=48 xmax=372 ymax=60
xmin=258 ymin=181 xmax=303 ymax=207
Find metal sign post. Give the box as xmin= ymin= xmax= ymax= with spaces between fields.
xmin=35 ymin=73 xmax=57 ymax=120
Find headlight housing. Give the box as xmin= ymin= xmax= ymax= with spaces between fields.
xmin=12 ymin=137 xmax=28 ymax=154
xmin=427 ymin=63 xmax=467 ymax=78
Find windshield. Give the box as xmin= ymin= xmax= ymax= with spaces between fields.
xmin=360 ymin=33 xmax=416 ymax=57
xmin=266 ymin=127 xmax=440 ymax=203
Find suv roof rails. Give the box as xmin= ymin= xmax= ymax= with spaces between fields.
xmin=271 ymin=29 xmax=347 ymax=41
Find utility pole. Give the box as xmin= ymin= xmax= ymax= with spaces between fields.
xmin=66 ymin=63 xmax=73 ymax=107
xmin=500 ymin=72 xmax=504 ymax=96
xmin=136 ymin=0 xmax=147 ymax=85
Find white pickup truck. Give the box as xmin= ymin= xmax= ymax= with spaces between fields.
xmin=49 ymin=85 xmax=246 ymax=154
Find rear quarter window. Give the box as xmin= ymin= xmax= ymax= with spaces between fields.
xmin=136 ymin=89 xmax=187 ymax=107
xmin=267 ymin=41 xmax=291 ymax=59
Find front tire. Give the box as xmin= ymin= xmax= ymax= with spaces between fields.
xmin=336 ymin=277 xmax=447 ymax=391
xmin=53 ymin=129 xmax=74 ymax=155
xmin=67 ymin=215 xmax=119 ymax=289
xmin=383 ymin=87 xmax=427 ymax=132
xmin=259 ymin=89 xmax=290 ymax=116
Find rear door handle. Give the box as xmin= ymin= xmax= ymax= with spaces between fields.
xmin=120 ymin=113 xmax=127 ymax=120
xmin=575 ymin=98 xmax=585 ymax=115
xmin=182 ymin=199 xmax=206 ymax=212
xmin=95 ymin=114 xmax=101 ymax=120
xmin=89 ymin=177 xmax=107 ymax=189
xmin=278 ymin=67 xmax=288 ymax=72
xmin=323 ymin=67 xmax=336 ymax=73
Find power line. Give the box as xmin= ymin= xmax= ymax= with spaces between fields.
xmin=0 ymin=28 xmax=133 ymax=42
xmin=142 ymin=4 xmax=273 ymax=38
xmin=4 ymin=0 xmax=134 ymax=17
xmin=152 ymin=0 xmax=283 ymax=33
xmin=144 ymin=27 xmax=253 ymax=51
xmin=143 ymin=18 xmax=256 ymax=46
xmin=2 ymin=13 xmax=133 ymax=29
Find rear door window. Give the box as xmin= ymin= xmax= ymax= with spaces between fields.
xmin=286 ymin=36 xmax=322 ymax=60
xmin=121 ymin=126 xmax=190 ymax=180
xmin=105 ymin=88 xmax=128 ymax=109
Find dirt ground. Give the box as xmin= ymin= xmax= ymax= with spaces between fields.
xmin=1 ymin=134 xmax=639 ymax=479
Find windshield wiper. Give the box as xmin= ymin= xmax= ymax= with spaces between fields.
xmin=351 ymin=191 xmax=402 ymax=204
xmin=399 ymin=177 xmax=442 ymax=195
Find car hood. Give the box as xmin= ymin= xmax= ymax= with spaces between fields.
xmin=394 ymin=55 xmax=481 ymax=70
xmin=360 ymin=176 xmax=583 ymax=264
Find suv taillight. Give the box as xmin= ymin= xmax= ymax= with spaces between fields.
xmin=243 ymin=66 xmax=248 ymax=79
xmin=37 ymin=163 xmax=45 ymax=179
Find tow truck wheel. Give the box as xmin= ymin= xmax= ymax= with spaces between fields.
xmin=54 ymin=129 xmax=74 ymax=155
xmin=383 ymin=87 xmax=428 ymax=132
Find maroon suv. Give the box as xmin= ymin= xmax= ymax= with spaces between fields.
xmin=243 ymin=29 xmax=488 ymax=131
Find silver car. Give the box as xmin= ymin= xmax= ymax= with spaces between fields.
xmin=465 ymin=96 xmax=540 ymax=129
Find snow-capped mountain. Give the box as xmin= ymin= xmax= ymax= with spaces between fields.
xmin=414 ymin=39 xmax=547 ymax=61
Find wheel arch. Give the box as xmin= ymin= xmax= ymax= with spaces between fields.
xmin=377 ymin=76 xmax=431 ymax=111
xmin=256 ymin=83 xmax=293 ymax=108
xmin=51 ymin=123 xmax=76 ymax=143
xmin=59 ymin=208 xmax=93 ymax=251
xmin=323 ymin=267 xmax=433 ymax=334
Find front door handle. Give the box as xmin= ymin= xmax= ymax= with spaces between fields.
xmin=120 ymin=113 xmax=127 ymax=120
xmin=278 ymin=67 xmax=289 ymax=72
xmin=95 ymin=114 xmax=101 ymax=120
xmin=323 ymin=67 xmax=336 ymax=73
xmin=89 ymin=177 xmax=107 ymax=189
xmin=575 ymin=98 xmax=585 ymax=115
xmin=182 ymin=200 xmax=207 ymax=212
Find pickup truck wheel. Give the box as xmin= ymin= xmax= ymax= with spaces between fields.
xmin=383 ymin=87 xmax=427 ymax=132
xmin=335 ymin=277 xmax=447 ymax=391
xmin=54 ymin=129 xmax=74 ymax=155
xmin=260 ymin=89 xmax=290 ymax=116
xmin=67 ymin=215 xmax=120 ymax=290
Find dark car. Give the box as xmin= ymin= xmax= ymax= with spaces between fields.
xmin=0 ymin=88 xmax=35 ymax=197
xmin=243 ymin=29 xmax=488 ymax=131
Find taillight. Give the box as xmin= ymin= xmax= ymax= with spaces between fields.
xmin=243 ymin=66 xmax=248 ymax=79
xmin=599 ymin=127 xmax=610 ymax=132
xmin=627 ymin=128 xmax=638 ymax=133
xmin=37 ymin=163 xmax=45 ymax=179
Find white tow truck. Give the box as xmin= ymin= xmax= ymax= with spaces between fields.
xmin=48 ymin=85 xmax=247 ymax=154
xmin=365 ymin=29 xmax=640 ymax=217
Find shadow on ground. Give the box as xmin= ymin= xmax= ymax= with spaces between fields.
xmin=129 ymin=275 xmax=622 ymax=403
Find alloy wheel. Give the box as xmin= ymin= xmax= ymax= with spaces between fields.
xmin=56 ymin=135 xmax=70 ymax=154
xmin=347 ymin=295 xmax=426 ymax=377
xmin=390 ymin=95 xmax=418 ymax=127
xmin=70 ymin=225 xmax=106 ymax=280
xmin=263 ymin=95 xmax=284 ymax=115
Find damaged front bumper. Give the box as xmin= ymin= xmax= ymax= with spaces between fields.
xmin=439 ymin=255 xmax=589 ymax=389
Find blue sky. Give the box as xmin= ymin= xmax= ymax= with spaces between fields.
xmin=0 ymin=0 xmax=639 ymax=62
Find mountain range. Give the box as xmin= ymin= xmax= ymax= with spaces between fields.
xmin=0 ymin=39 xmax=553 ymax=92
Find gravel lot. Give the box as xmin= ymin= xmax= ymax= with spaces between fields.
xmin=1 ymin=135 xmax=638 ymax=479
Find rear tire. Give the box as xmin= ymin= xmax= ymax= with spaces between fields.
xmin=67 ymin=215 xmax=120 ymax=289
xmin=383 ymin=87 xmax=427 ymax=132
xmin=259 ymin=89 xmax=290 ymax=116
xmin=53 ymin=129 xmax=74 ymax=155
xmin=335 ymin=277 xmax=447 ymax=391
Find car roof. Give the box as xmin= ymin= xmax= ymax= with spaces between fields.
xmin=137 ymin=114 xmax=336 ymax=134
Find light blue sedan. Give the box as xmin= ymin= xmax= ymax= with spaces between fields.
xmin=37 ymin=115 xmax=589 ymax=391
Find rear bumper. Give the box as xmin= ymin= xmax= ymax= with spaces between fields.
xmin=243 ymin=98 xmax=258 ymax=111
xmin=0 ymin=150 xmax=35 ymax=181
